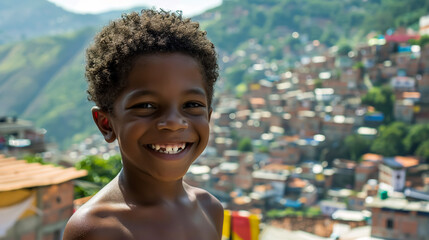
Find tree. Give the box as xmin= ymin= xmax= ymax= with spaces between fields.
xmin=337 ymin=43 xmax=352 ymax=56
xmin=420 ymin=35 xmax=429 ymax=47
xmin=74 ymin=155 xmax=122 ymax=198
xmin=344 ymin=134 xmax=373 ymax=161
xmin=238 ymin=137 xmax=253 ymax=152
xmin=403 ymin=124 xmax=429 ymax=154
xmin=370 ymin=122 xmax=408 ymax=157
xmin=415 ymin=140 xmax=429 ymax=164
xmin=361 ymin=86 xmax=395 ymax=123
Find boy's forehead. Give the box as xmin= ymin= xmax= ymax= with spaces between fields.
xmin=121 ymin=53 xmax=209 ymax=96
xmin=132 ymin=53 xmax=201 ymax=70
xmin=127 ymin=53 xmax=206 ymax=81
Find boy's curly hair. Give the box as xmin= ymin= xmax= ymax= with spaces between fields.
xmin=86 ymin=9 xmax=218 ymax=113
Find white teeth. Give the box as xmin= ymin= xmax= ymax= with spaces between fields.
xmin=149 ymin=143 xmax=187 ymax=154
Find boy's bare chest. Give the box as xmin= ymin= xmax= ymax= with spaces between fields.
xmin=113 ymin=206 xmax=219 ymax=240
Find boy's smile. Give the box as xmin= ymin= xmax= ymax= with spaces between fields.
xmin=103 ymin=53 xmax=211 ymax=181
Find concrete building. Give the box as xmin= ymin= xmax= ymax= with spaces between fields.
xmin=379 ymin=156 xmax=420 ymax=192
xmin=0 ymin=117 xmax=46 ymax=155
xmin=0 ymin=155 xmax=87 ymax=240
xmin=368 ymin=198 xmax=429 ymax=240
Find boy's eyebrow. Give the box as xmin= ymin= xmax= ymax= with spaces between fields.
xmin=125 ymin=88 xmax=207 ymax=101
xmin=184 ymin=88 xmax=207 ymax=97
xmin=126 ymin=90 xmax=157 ymax=100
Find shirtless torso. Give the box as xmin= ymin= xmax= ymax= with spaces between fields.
xmin=63 ymin=175 xmax=223 ymax=240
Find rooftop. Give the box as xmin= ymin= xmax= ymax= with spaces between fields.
xmin=366 ymin=198 xmax=429 ymax=213
xmin=0 ymin=155 xmax=87 ymax=191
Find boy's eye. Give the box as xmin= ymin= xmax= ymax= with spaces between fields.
xmin=183 ymin=101 xmax=207 ymax=115
xmin=130 ymin=103 xmax=156 ymax=109
xmin=184 ymin=101 xmax=204 ymax=108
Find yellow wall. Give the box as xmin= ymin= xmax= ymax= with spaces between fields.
xmin=0 ymin=189 xmax=37 ymax=219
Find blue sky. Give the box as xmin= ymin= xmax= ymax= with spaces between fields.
xmin=47 ymin=0 xmax=222 ymax=17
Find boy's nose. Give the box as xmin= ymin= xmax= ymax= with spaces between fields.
xmin=157 ymin=109 xmax=188 ymax=131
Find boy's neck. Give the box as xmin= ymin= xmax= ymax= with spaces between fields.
xmin=118 ymin=165 xmax=192 ymax=207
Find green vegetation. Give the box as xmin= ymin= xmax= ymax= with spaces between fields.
xmin=202 ymin=0 xmax=429 ymax=53
xmin=415 ymin=140 xmax=429 ymax=161
xmin=409 ymin=35 xmax=429 ymax=47
xmin=23 ymin=155 xmax=48 ymax=164
xmin=74 ymin=155 xmax=122 ymax=198
xmin=0 ymin=28 xmax=98 ymax=149
xmin=0 ymin=0 xmax=103 ymax=44
xmin=370 ymin=122 xmax=408 ymax=157
xmin=266 ymin=206 xmax=321 ymax=219
xmin=337 ymin=43 xmax=353 ymax=56
xmin=361 ymin=86 xmax=395 ymax=123
xmin=238 ymin=137 xmax=253 ymax=152
xmin=341 ymin=123 xmax=429 ymax=163
xmin=344 ymin=134 xmax=372 ymax=161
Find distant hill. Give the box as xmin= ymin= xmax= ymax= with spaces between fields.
xmin=0 ymin=0 xmax=97 ymax=44
xmin=96 ymin=7 xmax=148 ymax=23
xmin=0 ymin=0 xmax=428 ymax=149
xmin=0 ymin=28 xmax=98 ymax=147
xmin=0 ymin=0 xmax=147 ymax=44
xmin=198 ymin=0 xmax=428 ymax=52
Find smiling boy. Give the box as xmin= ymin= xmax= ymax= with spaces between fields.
xmin=63 ymin=10 xmax=223 ymax=240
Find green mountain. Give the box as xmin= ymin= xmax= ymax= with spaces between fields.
xmin=0 ymin=0 xmax=147 ymax=44
xmin=195 ymin=0 xmax=428 ymax=87
xmin=198 ymin=0 xmax=428 ymax=52
xmin=0 ymin=28 xmax=98 ymax=147
xmin=0 ymin=0 xmax=99 ymax=44
xmin=1 ymin=0 xmax=428 ymax=149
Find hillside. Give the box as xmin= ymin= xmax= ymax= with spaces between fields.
xmin=0 ymin=0 xmax=100 ymax=44
xmin=0 ymin=28 xmax=98 ymax=146
xmin=0 ymin=0 xmax=147 ymax=44
xmin=1 ymin=0 xmax=428 ymax=148
xmin=195 ymin=0 xmax=428 ymax=88
xmin=198 ymin=0 xmax=428 ymax=51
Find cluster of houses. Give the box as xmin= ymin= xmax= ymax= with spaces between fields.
xmin=186 ymin=18 xmax=429 ymax=239
xmin=2 ymin=15 xmax=429 ymax=240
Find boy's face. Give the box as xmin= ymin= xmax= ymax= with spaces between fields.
xmin=95 ymin=53 xmax=211 ymax=181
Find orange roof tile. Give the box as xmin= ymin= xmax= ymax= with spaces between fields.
xmin=249 ymin=97 xmax=266 ymax=106
xmin=394 ymin=156 xmax=419 ymax=168
xmin=362 ymin=153 xmax=383 ymax=162
xmin=254 ymin=184 xmax=272 ymax=192
xmin=288 ymin=178 xmax=307 ymax=188
xmin=280 ymin=135 xmax=300 ymax=142
xmin=262 ymin=163 xmax=293 ymax=171
xmin=233 ymin=196 xmax=251 ymax=205
xmin=0 ymin=155 xmax=87 ymax=191
xmin=403 ymin=92 xmax=421 ymax=99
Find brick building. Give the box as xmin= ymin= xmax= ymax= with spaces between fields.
xmin=368 ymin=198 xmax=429 ymax=240
xmin=0 ymin=155 xmax=87 ymax=240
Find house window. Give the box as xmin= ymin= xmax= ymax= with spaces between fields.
xmin=386 ymin=219 xmax=394 ymax=229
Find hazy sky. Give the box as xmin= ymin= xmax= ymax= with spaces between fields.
xmin=47 ymin=0 xmax=222 ymax=16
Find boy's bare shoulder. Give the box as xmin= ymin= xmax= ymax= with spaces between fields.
xmin=185 ymin=184 xmax=224 ymax=232
xmin=63 ymin=181 xmax=130 ymax=240
xmin=190 ymin=185 xmax=223 ymax=211
xmin=63 ymin=203 xmax=125 ymax=240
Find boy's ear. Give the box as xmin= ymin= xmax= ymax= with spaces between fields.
xmin=208 ymin=107 xmax=213 ymax=122
xmin=91 ymin=106 xmax=116 ymax=143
